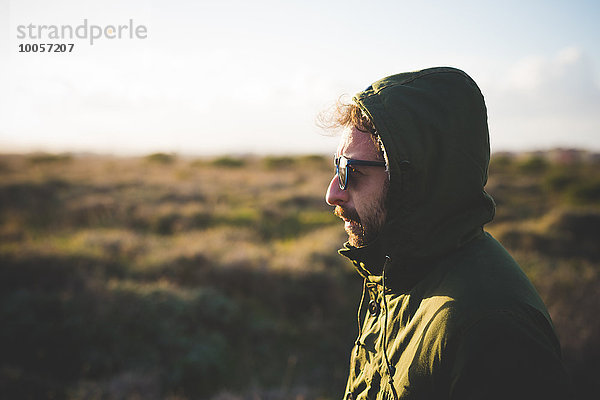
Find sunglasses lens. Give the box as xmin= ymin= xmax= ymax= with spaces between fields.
xmin=338 ymin=157 xmax=347 ymax=189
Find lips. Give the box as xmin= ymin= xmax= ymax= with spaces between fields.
xmin=335 ymin=206 xmax=361 ymax=226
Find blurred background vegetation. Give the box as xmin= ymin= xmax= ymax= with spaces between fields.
xmin=0 ymin=150 xmax=598 ymax=399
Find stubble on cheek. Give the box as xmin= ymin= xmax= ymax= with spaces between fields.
xmin=334 ymin=179 xmax=389 ymax=247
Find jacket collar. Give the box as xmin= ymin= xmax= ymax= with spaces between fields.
xmin=339 ymin=226 xmax=485 ymax=293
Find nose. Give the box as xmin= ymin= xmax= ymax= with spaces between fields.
xmin=326 ymin=175 xmax=348 ymax=206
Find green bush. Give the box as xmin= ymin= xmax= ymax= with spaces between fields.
xmin=144 ymin=153 xmax=176 ymax=164
xmin=211 ymin=156 xmax=246 ymax=168
xmin=565 ymin=179 xmax=600 ymax=204
xmin=27 ymin=152 xmax=73 ymax=164
xmin=516 ymin=155 xmax=549 ymax=174
xmin=489 ymin=154 xmax=514 ymax=173
xmin=263 ymin=156 xmax=296 ymax=169
xmin=543 ymin=169 xmax=577 ymax=192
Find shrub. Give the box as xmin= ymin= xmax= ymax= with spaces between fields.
xmin=543 ymin=169 xmax=577 ymax=193
xmin=144 ymin=153 xmax=176 ymax=164
xmin=262 ymin=156 xmax=296 ymax=169
xmin=211 ymin=156 xmax=246 ymax=168
xmin=516 ymin=155 xmax=549 ymax=174
xmin=565 ymin=179 xmax=600 ymax=204
xmin=27 ymin=152 xmax=73 ymax=164
xmin=489 ymin=154 xmax=514 ymax=173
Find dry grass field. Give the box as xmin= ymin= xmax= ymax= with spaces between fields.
xmin=1 ymin=151 xmax=599 ymax=399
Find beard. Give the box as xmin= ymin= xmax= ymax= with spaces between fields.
xmin=334 ymin=181 xmax=388 ymax=247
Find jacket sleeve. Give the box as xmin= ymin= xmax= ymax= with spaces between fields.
xmin=447 ymin=309 xmax=571 ymax=400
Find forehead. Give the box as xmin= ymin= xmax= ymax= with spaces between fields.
xmin=337 ymin=126 xmax=380 ymax=160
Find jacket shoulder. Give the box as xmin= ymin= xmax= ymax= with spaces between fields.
xmin=412 ymin=234 xmax=570 ymax=398
xmin=445 ymin=309 xmax=571 ymax=399
xmin=423 ymin=233 xmax=551 ymax=320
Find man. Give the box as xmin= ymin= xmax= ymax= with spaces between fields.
xmin=325 ymin=67 xmax=570 ymax=399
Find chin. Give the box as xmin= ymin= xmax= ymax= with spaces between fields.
xmin=347 ymin=235 xmax=365 ymax=248
xmin=345 ymin=223 xmax=369 ymax=247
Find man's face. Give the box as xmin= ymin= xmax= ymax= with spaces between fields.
xmin=326 ymin=127 xmax=389 ymax=247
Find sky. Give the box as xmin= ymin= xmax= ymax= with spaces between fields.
xmin=1 ymin=0 xmax=599 ymax=156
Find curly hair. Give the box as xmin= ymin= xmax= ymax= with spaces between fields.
xmin=330 ymin=101 xmax=376 ymax=135
xmin=318 ymin=98 xmax=384 ymax=160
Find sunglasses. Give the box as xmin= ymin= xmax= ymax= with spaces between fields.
xmin=334 ymin=155 xmax=386 ymax=190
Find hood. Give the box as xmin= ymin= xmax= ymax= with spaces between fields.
xmin=339 ymin=67 xmax=496 ymax=292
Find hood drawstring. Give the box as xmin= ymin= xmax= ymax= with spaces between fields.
xmin=351 ymin=258 xmax=399 ymax=400
xmin=354 ymin=278 xmax=367 ymax=356
xmin=382 ymin=255 xmax=399 ymax=400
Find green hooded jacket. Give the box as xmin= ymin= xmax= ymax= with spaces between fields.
xmin=339 ymin=67 xmax=570 ymax=399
